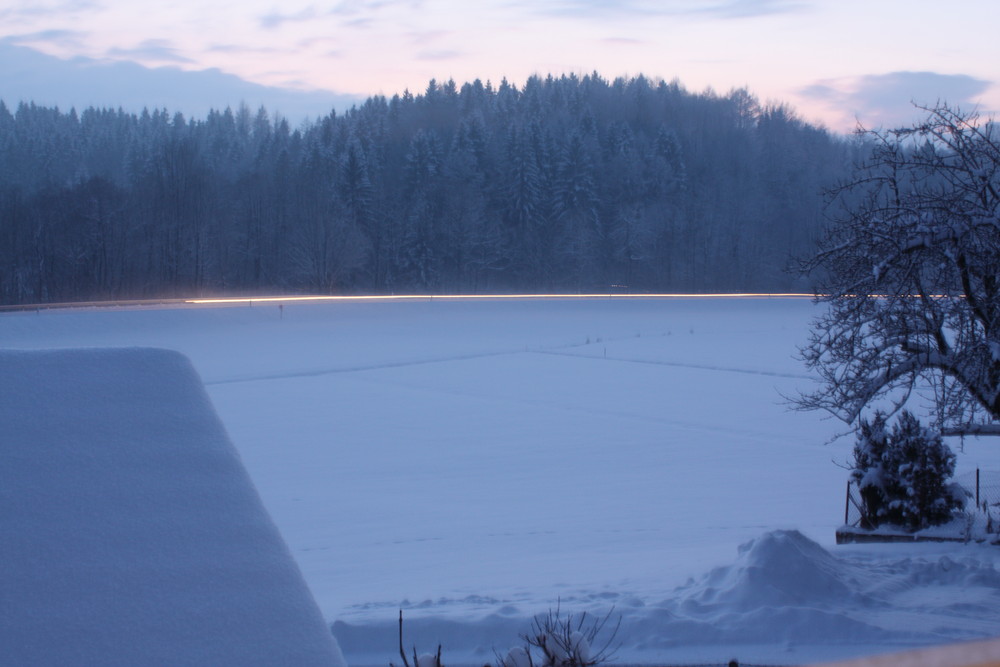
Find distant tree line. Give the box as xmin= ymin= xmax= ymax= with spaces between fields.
xmin=0 ymin=73 xmax=858 ymax=304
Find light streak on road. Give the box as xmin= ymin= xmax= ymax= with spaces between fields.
xmin=186 ymin=292 xmax=816 ymax=305
xmin=16 ymin=292 xmax=960 ymax=313
xmin=0 ymin=293 xmax=817 ymax=313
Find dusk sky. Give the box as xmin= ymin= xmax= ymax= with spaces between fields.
xmin=1 ymin=0 xmax=997 ymax=132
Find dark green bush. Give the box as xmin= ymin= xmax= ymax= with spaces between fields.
xmin=851 ymin=410 xmax=965 ymax=531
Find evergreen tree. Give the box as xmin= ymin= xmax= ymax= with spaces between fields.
xmin=0 ymin=73 xmax=852 ymax=303
xmin=851 ymin=411 xmax=964 ymax=531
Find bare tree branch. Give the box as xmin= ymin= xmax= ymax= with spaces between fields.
xmin=795 ymin=104 xmax=1000 ymax=438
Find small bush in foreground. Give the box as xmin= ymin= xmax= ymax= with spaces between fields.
xmin=499 ymin=605 xmax=620 ymax=667
xmin=391 ymin=606 xmax=619 ymax=667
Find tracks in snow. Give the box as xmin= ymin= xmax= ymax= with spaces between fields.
xmin=202 ymin=348 xmax=520 ymax=385
xmin=204 ymin=337 xmax=811 ymax=385
xmin=537 ymin=348 xmax=812 ymax=380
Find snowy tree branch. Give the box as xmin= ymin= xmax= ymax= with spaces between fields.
xmin=795 ymin=103 xmax=1000 ymax=437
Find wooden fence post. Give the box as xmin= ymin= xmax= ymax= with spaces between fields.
xmin=845 ymin=480 xmax=851 ymax=525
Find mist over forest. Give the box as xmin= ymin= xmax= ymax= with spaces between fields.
xmin=0 ymin=73 xmax=861 ymax=305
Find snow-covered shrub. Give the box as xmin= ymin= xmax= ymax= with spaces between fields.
xmin=851 ymin=410 xmax=964 ymax=531
xmin=507 ymin=606 xmax=619 ymax=667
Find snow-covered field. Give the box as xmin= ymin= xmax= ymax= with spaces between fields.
xmin=3 ymin=296 xmax=1000 ymax=665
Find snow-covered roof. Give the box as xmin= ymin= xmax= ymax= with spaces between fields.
xmin=0 ymin=348 xmax=345 ymax=666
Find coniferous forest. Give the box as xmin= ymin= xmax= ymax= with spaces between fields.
xmin=0 ymin=73 xmax=859 ymax=305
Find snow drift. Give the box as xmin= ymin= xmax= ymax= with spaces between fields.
xmin=0 ymin=348 xmax=345 ymax=666
xmin=644 ymin=530 xmax=1000 ymax=655
xmin=333 ymin=530 xmax=1000 ymax=663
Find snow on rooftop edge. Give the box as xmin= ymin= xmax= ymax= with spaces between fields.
xmin=0 ymin=347 xmax=346 ymax=666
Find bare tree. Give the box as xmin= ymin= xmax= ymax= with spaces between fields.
xmin=796 ymin=104 xmax=1000 ymax=437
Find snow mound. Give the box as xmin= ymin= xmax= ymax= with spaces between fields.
xmin=623 ymin=530 xmax=877 ymax=646
xmin=681 ymin=529 xmax=858 ymax=610
xmin=0 ymin=348 xmax=345 ymax=666
xmin=654 ymin=530 xmax=1000 ymax=647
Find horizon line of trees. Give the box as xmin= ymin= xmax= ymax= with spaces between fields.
xmin=0 ymin=73 xmax=859 ymax=305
